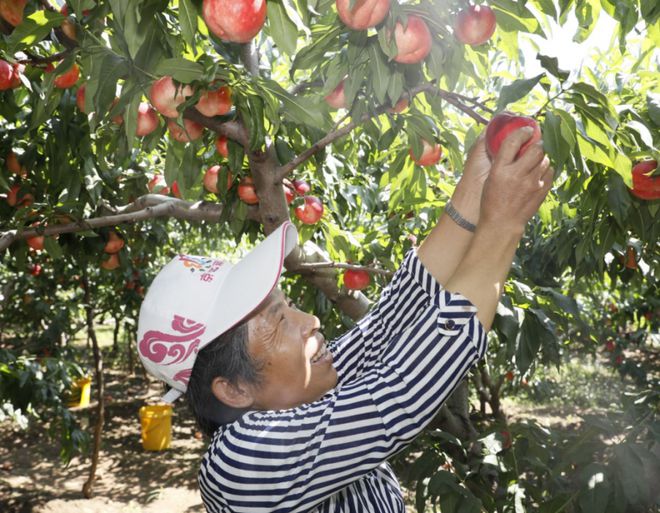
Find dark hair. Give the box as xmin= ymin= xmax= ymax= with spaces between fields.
xmin=186 ymin=322 xmax=262 ymax=436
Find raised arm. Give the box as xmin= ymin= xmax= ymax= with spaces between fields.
xmin=444 ymin=126 xmax=553 ymax=331
xmin=416 ymin=133 xmax=491 ymax=287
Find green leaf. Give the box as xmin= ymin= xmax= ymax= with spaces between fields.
xmin=543 ymin=109 xmax=575 ymax=170
xmin=368 ymin=43 xmax=390 ymax=105
xmin=496 ymin=74 xmax=543 ymax=111
xmin=154 ymin=59 xmax=205 ymax=83
xmin=516 ymin=309 xmax=551 ymax=374
xmin=263 ymin=79 xmax=328 ymax=128
xmin=43 ymin=237 xmax=63 ymax=260
xmin=94 ymin=54 xmax=127 ymax=119
xmin=7 ymin=10 xmax=62 ymax=52
xmin=268 ymin=0 xmax=298 ymax=56
xmin=123 ymin=2 xmax=147 ymax=59
xmin=292 ymin=25 xmax=341 ymax=72
xmin=537 ymin=54 xmax=569 ymax=81
xmin=607 ymin=172 xmax=631 ymax=228
xmin=123 ymin=95 xmax=141 ymax=149
xmin=179 ymin=0 xmax=199 ymax=52
xmin=164 ymin=142 xmax=183 ymax=187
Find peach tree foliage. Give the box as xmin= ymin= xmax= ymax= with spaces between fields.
xmin=0 ymin=0 xmax=658 ymax=509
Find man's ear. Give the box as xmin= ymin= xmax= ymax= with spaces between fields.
xmin=211 ymin=377 xmax=254 ymax=409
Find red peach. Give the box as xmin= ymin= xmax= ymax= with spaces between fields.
xmin=149 ymin=76 xmax=194 ymax=118
xmin=454 ymin=5 xmax=497 ymax=46
xmin=392 ymin=15 xmax=432 ymax=64
xmin=336 ymin=0 xmax=390 ymax=30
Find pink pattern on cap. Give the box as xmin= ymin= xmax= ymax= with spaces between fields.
xmin=173 ymin=369 xmax=193 ymax=385
xmin=139 ymin=315 xmax=206 ymax=366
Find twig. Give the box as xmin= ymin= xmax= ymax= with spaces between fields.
xmin=19 ymin=50 xmax=74 ymax=66
xmin=0 ymin=196 xmax=232 ymax=253
xmin=276 ymin=82 xmax=490 ymax=180
xmin=288 ymin=261 xmax=394 ymax=277
xmin=183 ymin=109 xmax=249 ymax=148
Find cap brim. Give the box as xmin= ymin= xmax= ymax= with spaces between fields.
xmin=204 ymin=221 xmax=298 ymax=339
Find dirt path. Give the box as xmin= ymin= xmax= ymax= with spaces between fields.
xmin=1 ymin=371 xmax=207 ymax=513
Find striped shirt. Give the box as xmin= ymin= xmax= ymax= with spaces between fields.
xmin=199 ymin=248 xmax=488 ymax=513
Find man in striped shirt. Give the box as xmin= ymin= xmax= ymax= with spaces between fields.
xmin=137 ymin=127 xmax=552 ymax=512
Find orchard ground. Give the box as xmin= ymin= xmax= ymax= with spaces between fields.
xmin=1 ymin=323 xmax=657 ymax=513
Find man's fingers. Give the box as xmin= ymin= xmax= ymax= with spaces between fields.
xmin=538 ymin=162 xmax=554 ymax=191
xmin=494 ymin=126 xmax=535 ymax=166
xmin=516 ymin=141 xmax=546 ymax=173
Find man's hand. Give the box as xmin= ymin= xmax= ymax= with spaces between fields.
xmin=480 ymin=126 xmax=553 ymax=233
xmin=450 ymin=134 xmax=490 ymax=222
xmin=444 ymin=126 xmax=553 ymax=331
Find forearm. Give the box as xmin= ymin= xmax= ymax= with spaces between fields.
xmin=444 ymin=222 xmax=523 ymax=332
xmin=417 ymin=181 xmax=481 ymax=287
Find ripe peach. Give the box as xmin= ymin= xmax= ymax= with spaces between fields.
xmin=202 ymin=0 xmax=267 ymax=43
xmin=392 ymin=15 xmax=432 ymax=64
xmin=336 ymin=0 xmax=390 ymax=30
xmin=167 ymin=118 xmax=204 ymax=142
xmin=149 ymin=76 xmax=194 ymax=118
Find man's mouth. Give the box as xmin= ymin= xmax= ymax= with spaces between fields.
xmin=310 ymin=341 xmax=330 ymax=364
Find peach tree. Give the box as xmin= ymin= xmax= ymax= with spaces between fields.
xmin=0 ymin=0 xmax=658 ymax=507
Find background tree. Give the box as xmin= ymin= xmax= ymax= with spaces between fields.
xmin=0 ymin=0 xmax=658 ymax=509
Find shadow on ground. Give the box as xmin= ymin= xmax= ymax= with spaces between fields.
xmin=0 ymin=370 xmax=208 ymax=513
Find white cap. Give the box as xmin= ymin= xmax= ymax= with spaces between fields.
xmin=137 ymin=221 xmax=298 ymax=402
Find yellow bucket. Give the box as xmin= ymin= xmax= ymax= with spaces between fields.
xmin=139 ymin=404 xmax=173 ymax=451
xmin=67 ymin=376 xmax=91 ymax=408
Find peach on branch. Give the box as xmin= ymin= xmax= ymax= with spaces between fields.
xmin=294 ymin=195 xmax=324 ymax=224
xmin=76 ymin=84 xmax=87 ymax=112
xmin=485 ymin=112 xmax=541 ymax=160
xmin=292 ymin=179 xmax=310 ymax=196
xmin=196 ymin=85 xmax=232 ymax=117
xmin=238 ymin=176 xmax=259 ymax=204
xmin=52 ymin=63 xmax=80 ymax=89
xmin=149 ymin=76 xmax=194 ymax=118
xmin=325 ymin=80 xmax=346 ymax=110
xmin=343 ymin=269 xmax=371 ymax=290
xmin=0 ymin=59 xmax=13 ymax=90
xmin=454 ymin=5 xmax=497 ymax=46
xmin=409 ymin=140 xmax=442 ymax=167
xmin=171 ymin=180 xmax=182 ymax=198
xmin=215 ymin=135 xmax=229 ymax=157
xmin=148 ymin=174 xmax=170 ymax=195
xmin=103 ymin=231 xmax=125 ymax=254
xmin=0 ymin=0 xmax=28 ymax=26
xmin=336 ymin=0 xmax=390 ymax=30
xmin=629 ymin=159 xmax=659 ymax=200
xmin=202 ymin=0 xmax=267 ymax=43
xmin=203 ymin=165 xmax=233 ymax=194
xmin=167 ymin=119 xmax=204 ymax=142
xmin=392 ymin=15 xmax=432 ymax=64
xmin=136 ymin=103 xmax=159 ymax=136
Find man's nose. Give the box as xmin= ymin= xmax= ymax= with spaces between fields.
xmin=300 ymin=311 xmax=321 ymax=338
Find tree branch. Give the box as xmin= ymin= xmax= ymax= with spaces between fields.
xmin=276 ymin=82 xmax=490 ymax=180
xmin=183 ymin=109 xmax=249 ymax=147
xmin=240 ymin=41 xmax=260 ymax=77
xmin=0 ymin=196 xmax=231 ymax=253
xmin=19 ymin=49 xmax=74 ymax=66
xmin=287 ymin=261 xmax=394 ymax=277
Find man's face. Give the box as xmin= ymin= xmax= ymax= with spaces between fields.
xmin=246 ymin=288 xmax=338 ymax=411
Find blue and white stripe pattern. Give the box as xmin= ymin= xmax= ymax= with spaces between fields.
xmin=199 ymin=249 xmax=488 ymax=513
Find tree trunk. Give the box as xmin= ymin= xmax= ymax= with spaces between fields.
xmin=81 ymin=268 xmax=105 ymax=499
